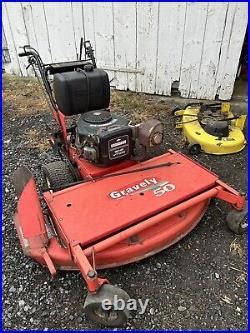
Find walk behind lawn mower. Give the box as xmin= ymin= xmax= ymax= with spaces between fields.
xmin=13 ymin=41 xmax=247 ymax=327
xmin=173 ymin=102 xmax=247 ymax=155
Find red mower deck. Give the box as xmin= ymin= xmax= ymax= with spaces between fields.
xmin=14 ymin=148 xmax=246 ymax=287
xmin=44 ymin=150 xmax=217 ymax=246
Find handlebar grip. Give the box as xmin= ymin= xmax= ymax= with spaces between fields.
xmin=18 ymin=52 xmax=33 ymax=57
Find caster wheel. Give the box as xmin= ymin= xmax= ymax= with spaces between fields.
xmin=84 ymin=284 xmax=130 ymax=327
xmin=226 ymin=201 xmax=248 ymax=234
xmin=171 ymin=106 xmax=182 ymax=116
xmin=187 ymin=143 xmax=201 ymax=155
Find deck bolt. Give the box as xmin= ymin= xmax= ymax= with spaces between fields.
xmin=87 ymin=270 xmax=96 ymax=278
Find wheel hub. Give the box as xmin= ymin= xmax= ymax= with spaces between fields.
xmin=94 ymin=307 xmax=119 ymax=321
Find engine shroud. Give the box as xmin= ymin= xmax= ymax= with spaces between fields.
xmin=76 ymin=110 xmax=133 ymax=165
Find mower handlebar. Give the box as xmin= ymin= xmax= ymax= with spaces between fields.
xmin=18 ymin=52 xmax=33 ymax=57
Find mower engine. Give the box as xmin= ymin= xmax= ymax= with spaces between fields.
xmin=76 ymin=110 xmax=132 ymax=164
xmin=53 ymin=66 xmax=164 ymax=165
xmin=74 ymin=111 xmax=163 ymax=165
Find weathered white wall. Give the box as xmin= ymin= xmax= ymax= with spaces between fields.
xmin=2 ymin=2 xmax=248 ymax=100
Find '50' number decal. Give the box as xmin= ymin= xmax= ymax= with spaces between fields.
xmin=153 ymin=181 xmax=175 ymax=197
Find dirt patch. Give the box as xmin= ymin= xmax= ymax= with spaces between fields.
xmin=3 ymin=74 xmax=48 ymax=117
xmin=23 ymin=129 xmax=50 ymax=152
xmin=111 ymin=90 xmax=170 ymax=122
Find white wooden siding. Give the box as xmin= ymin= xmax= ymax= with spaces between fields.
xmin=2 ymin=2 xmax=248 ymax=100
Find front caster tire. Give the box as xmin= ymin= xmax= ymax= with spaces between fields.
xmin=84 ymin=284 xmax=130 ymax=327
xmin=226 ymin=201 xmax=248 ymax=234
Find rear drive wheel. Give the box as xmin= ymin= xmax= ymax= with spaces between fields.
xmin=84 ymin=284 xmax=130 ymax=327
xmin=42 ymin=161 xmax=75 ymax=191
xmin=226 ymin=201 xmax=248 ymax=234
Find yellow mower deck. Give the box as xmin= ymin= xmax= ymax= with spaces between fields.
xmin=175 ymin=103 xmax=247 ymax=155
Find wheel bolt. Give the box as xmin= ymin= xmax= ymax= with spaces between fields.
xmin=87 ymin=270 xmax=96 ymax=278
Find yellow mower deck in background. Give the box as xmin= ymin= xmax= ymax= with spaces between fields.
xmin=174 ymin=102 xmax=247 ymax=155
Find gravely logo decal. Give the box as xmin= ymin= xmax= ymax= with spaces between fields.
xmin=109 ymin=178 xmax=175 ymax=199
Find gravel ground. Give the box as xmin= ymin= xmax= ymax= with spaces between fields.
xmin=3 ymin=77 xmax=247 ymax=330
